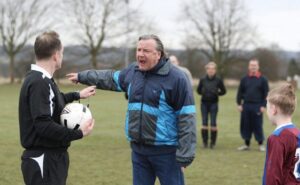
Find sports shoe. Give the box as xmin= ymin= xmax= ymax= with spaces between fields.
xmin=237 ymin=145 xmax=250 ymax=151
xmin=259 ymin=145 xmax=266 ymax=152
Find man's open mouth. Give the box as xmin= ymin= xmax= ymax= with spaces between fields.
xmin=139 ymin=60 xmax=146 ymax=65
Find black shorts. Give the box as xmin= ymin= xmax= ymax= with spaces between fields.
xmin=21 ymin=149 xmax=69 ymax=185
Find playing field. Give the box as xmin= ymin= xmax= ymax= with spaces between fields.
xmin=1 ymin=84 xmax=299 ymax=185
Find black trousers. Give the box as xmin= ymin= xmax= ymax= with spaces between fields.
xmin=201 ymin=102 xmax=218 ymax=127
xmin=21 ymin=150 xmax=69 ymax=185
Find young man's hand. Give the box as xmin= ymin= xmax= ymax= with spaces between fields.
xmin=80 ymin=86 xmax=96 ymax=99
xmin=81 ymin=118 xmax=95 ymax=136
xmin=66 ymin=73 xmax=79 ymax=84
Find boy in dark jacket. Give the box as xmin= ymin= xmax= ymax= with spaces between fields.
xmin=197 ymin=62 xmax=226 ymax=148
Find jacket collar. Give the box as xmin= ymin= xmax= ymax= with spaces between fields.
xmin=206 ymin=75 xmax=216 ymax=80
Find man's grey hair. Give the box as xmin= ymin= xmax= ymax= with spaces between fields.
xmin=250 ymin=58 xmax=260 ymax=64
xmin=138 ymin=34 xmax=166 ymax=60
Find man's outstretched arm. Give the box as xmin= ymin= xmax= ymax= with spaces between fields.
xmin=67 ymin=70 xmax=123 ymax=92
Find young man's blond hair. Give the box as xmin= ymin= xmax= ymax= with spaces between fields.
xmin=267 ymin=83 xmax=296 ymax=116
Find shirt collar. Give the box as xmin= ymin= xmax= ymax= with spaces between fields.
xmin=31 ymin=64 xmax=52 ymax=79
xmin=274 ymin=122 xmax=293 ymax=132
xmin=248 ymin=71 xmax=261 ymax=78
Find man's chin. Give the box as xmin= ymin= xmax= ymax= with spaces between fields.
xmin=138 ymin=65 xmax=147 ymax=71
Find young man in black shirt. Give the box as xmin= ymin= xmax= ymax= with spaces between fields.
xmin=19 ymin=31 xmax=96 ymax=185
xmin=197 ymin=62 xmax=226 ymax=148
xmin=237 ymin=59 xmax=269 ymax=151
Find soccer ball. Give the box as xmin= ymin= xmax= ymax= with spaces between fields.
xmin=60 ymin=103 xmax=92 ymax=130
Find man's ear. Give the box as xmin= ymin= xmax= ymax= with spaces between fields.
xmin=157 ymin=51 xmax=162 ymax=59
xmin=272 ymin=104 xmax=278 ymax=115
xmin=52 ymin=51 xmax=59 ymax=62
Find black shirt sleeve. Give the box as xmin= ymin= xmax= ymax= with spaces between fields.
xmin=61 ymin=92 xmax=80 ymax=104
xmin=29 ymin=80 xmax=83 ymax=142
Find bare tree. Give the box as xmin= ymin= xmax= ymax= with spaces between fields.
xmin=182 ymin=0 xmax=255 ymax=77
xmin=62 ymin=0 xmax=131 ymax=69
xmin=253 ymin=48 xmax=281 ymax=81
xmin=0 ymin=0 xmax=51 ymax=83
xmin=287 ymin=58 xmax=299 ymax=77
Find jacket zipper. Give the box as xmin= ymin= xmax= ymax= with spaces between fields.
xmin=139 ymin=72 xmax=148 ymax=143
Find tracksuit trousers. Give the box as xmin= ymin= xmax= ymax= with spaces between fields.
xmin=240 ymin=103 xmax=264 ymax=143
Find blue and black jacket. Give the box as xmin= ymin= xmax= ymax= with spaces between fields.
xmin=78 ymin=59 xmax=197 ymax=166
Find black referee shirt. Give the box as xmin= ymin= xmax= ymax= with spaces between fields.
xmin=19 ymin=64 xmax=82 ymax=150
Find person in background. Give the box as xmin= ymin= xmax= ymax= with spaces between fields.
xmin=197 ymin=62 xmax=226 ymax=149
xmin=169 ymin=55 xmax=193 ymax=86
xmin=263 ymin=83 xmax=300 ymax=185
xmin=237 ymin=59 xmax=269 ymax=151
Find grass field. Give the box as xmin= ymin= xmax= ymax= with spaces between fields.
xmin=1 ymin=84 xmax=300 ymax=185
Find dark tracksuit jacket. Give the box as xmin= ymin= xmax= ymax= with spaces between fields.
xmin=197 ymin=75 xmax=226 ymax=103
xmin=78 ymin=59 xmax=197 ymax=166
xmin=236 ymin=74 xmax=269 ymax=141
xmin=237 ymin=74 xmax=269 ymax=107
xmin=19 ymin=65 xmax=83 ymax=150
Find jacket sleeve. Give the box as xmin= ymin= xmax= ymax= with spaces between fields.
xmin=263 ymin=137 xmax=284 ymax=185
xmin=173 ymin=77 xmax=197 ymax=167
xmin=218 ymin=79 xmax=226 ymax=96
xmin=236 ymin=78 xmax=244 ymax=105
xmin=29 ymin=80 xmax=83 ymax=142
xmin=196 ymin=77 xmax=203 ymax=95
xmin=78 ymin=70 xmax=123 ymax=91
xmin=261 ymin=77 xmax=269 ymax=107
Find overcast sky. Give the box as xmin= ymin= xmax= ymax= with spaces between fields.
xmin=129 ymin=0 xmax=300 ymax=51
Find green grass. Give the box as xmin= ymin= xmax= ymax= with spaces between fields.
xmin=1 ymin=84 xmax=300 ymax=185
